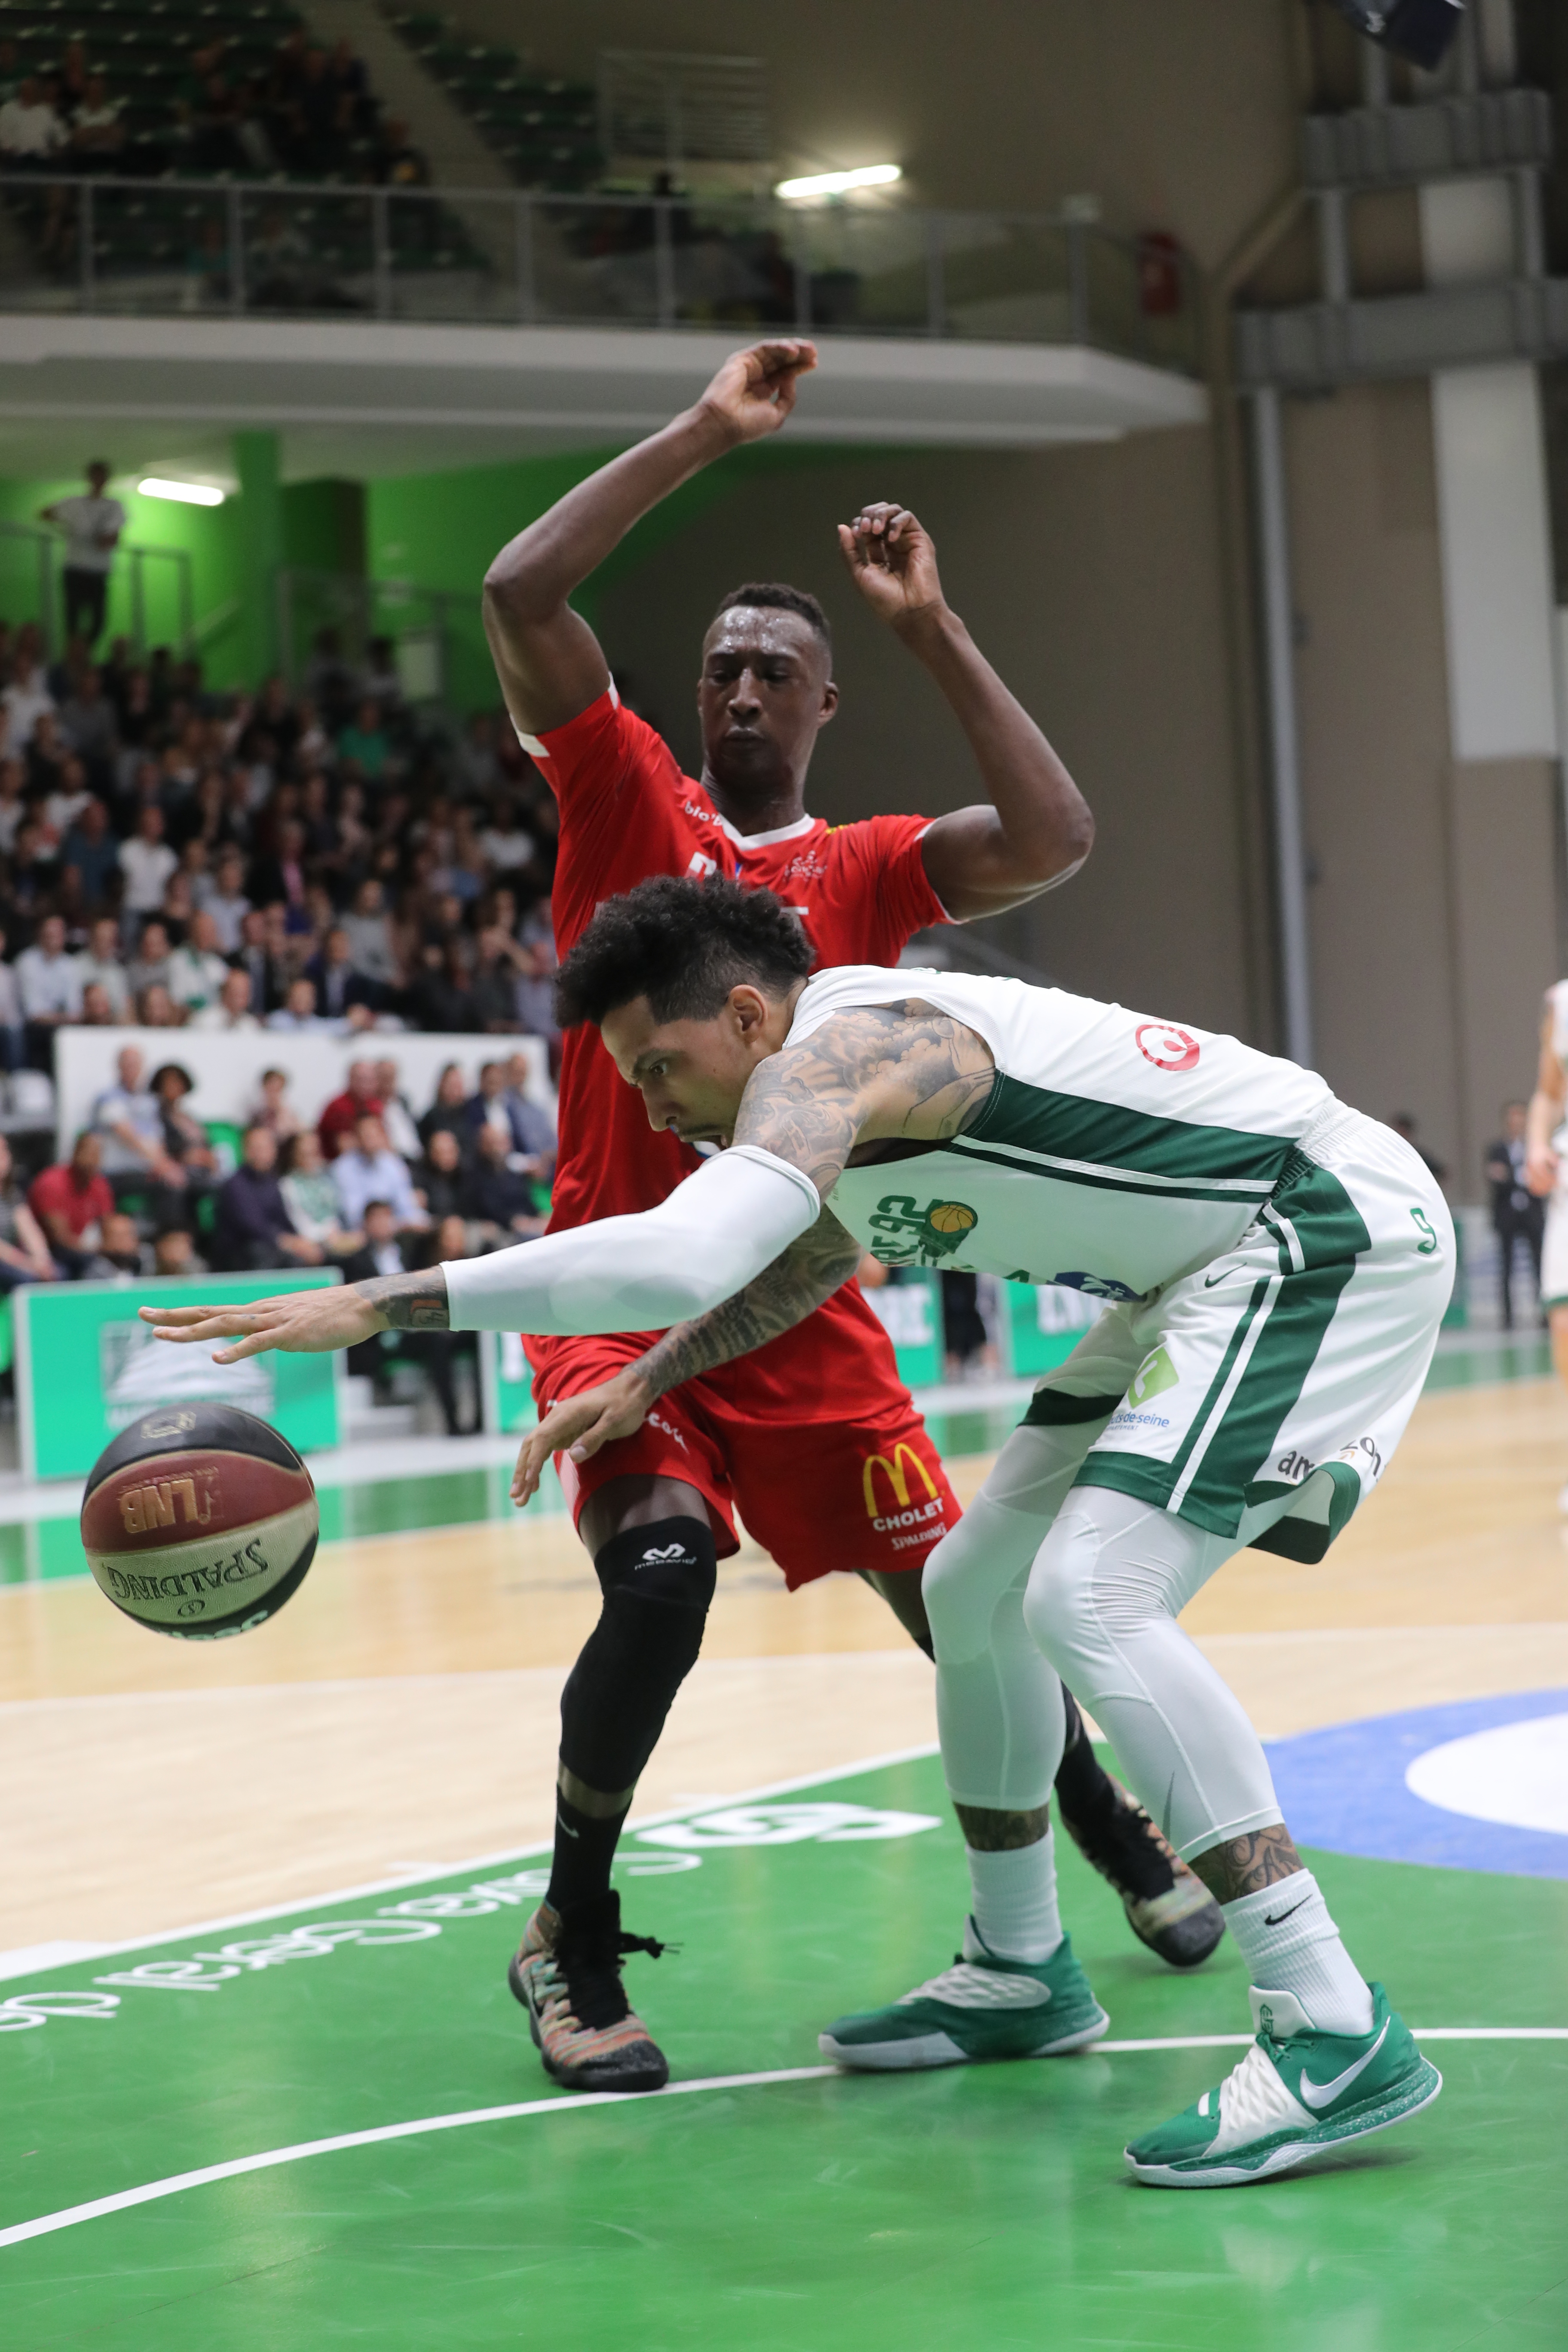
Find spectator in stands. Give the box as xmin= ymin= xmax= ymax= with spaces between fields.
xmin=230 ymin=908 xmax=279 ymax=1018
xmin=150 ymin=1063 xmax=220 ymax=1199
xmin=212 ymin=1124 xmax=323 ymax=1272
xmin=410 ymin=938 xmax=478 ymax=1033
xmin=93 ymin=1042 xmax=187 ymax=1216
xmin=70 ymin=73 xmax=123 ymax=167
xmin=279 ymin=1128 xmax=356 ymax=1256
xmin=318 ymin=1059 xmax=381 ymax=1160
xmin=417 ymin=1060 xmax=470 ymax=1155
xmin=307 ymin=925 xmax=374 ymax=1024
xmin=80 ymin=983 xmax=116 ymax=1026
xmin=82 ymin=1211 xmax=145 ymax=1282
xmin=267 ymin=976 xmax=330 ymax=1033
xmin=119 ymin=804 xmax=177 ymax=920
xmin=39 ymin=463 xmax=125 ymax=649
xmin=333 ymin=1110 xmax=427 ymax=1235
xmin=342 ymin=876 xmax=399 ymax=999
xmin=60 ymin=797 xmax=117 ymax=910
xmin=0 ymin=1134 xmax=57 ymax=1289
xmin=2 ymin=648 xmax=54 ymax=749
xmin=502 ymin=1049 xmax=556 ymax=1179
xmin=0 ymin=759 xmax=25 ymax=853
xmin=337 ymin=698 xmax=389 ymax=783
xmin=150 ymin=1226 xmax=203 ymax=1280
xmin=136 ymin=981 xmax=183 ymax=1029
xmin=57 ymin=669 xmax=117 ymax=780
xmin=413 ymin=1124 xmax=467 ymax=1225
xmin=372 ymin=1057 xmax=422 ymax=1160
xmin=465 ymin=1122 xmax=545 ymax=1246
xmin=201 ymin=848 xmax=251 ymax=953
xmin=248 ymin=1065 xmax=302 ymax=1143
xmin=126 ymin=919 xmax=174 ymax=1004
xmin=30 ymin=1130 xmax=113 ymax=1274
xmin=0 ymin=77 xmax=65 ymax=168
xmin=340 ymin=1202 xmax=473 ymax=1435
xmin=0 ymin=925 xmax=23 ymax=1072
xmin=190 ymin=967 xmax=261 ymax=1032
xmin=167 ymin=911 xmax=229 ymax=1014
xmin=16 ymin=913 xmax=83 ymax=1067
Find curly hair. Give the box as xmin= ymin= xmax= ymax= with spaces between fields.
xmin=710 ymin=580 xmax=831 ymax=653
xmin=554 ymin=873 xmax=815 ymax=1030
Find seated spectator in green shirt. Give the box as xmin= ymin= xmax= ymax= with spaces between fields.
xmin=337 ymin=698 xmax=389 ymax=780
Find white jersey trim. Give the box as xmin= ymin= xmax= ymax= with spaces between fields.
xmin=514 ymin=678 xmax=620 ymax=760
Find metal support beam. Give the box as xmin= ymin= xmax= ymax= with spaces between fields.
xmin=1316 ymin=187 xmax=1351 ymax=305
xmin=1250 ymin=386 xmax=1314 ymax=1068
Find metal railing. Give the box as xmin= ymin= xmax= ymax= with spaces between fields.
xmin=276 ymin=566 xmax=480 ymax=704
xmin=0 ymin=517 xmax=195 ymax=660
xmin=0 ymin=172 xmax=1202 ymax=371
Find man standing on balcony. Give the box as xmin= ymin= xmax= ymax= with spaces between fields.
xmin=475 ymin=338 xmax=1225 ymax=2096
xmin=39 ymin=460 xmax=125 ymax=648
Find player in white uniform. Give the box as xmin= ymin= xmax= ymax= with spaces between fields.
xmin=1525 ymin=980 xmax=1568 ymax=1506
xmin=144 ymin=875 xmax=1451 ymax=2188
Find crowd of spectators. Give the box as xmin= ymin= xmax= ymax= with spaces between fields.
xmin=5 ymin=1046 xmax=555 ymax=1433
xmin=0 ymin=613 xmax=561 ymax=1068
xmin=0 ymin=24 xmax=431 ymax=190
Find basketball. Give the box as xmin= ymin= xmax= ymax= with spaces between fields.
xmin=79 ymin=1405 xmax=319 ymax=1642
xmin=928 ymin=1203 xmax=977 ymax=1234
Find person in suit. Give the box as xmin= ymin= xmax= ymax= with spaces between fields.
xmin=1485 ymin=1099 xmax=1544 ymax=1329
xmin=339 ymin=1201 xmax=474 ymax=1433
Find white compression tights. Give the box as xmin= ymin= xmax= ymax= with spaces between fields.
xmin=924 ymin=1422 xmax=1284 ymax=1858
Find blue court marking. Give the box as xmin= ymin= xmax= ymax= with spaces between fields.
xmin=1265 ymin=1687 xmax=1568 ymax=1878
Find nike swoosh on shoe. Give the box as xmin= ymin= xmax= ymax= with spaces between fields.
xmin=1299 ymin=2017 xmax=1389 ymax=2110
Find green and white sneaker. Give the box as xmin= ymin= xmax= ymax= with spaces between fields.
xmin=1124 ymin=1982 xmax=1442 ymax=2188
xmin=819 ymin=1923 xmax=1109 ymax=2071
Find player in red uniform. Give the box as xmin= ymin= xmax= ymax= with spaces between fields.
xmin=481 ymin=340 xmax=1223 ymax=2089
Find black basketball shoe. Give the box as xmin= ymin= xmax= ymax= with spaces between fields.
xmin=508 ymin=1889 xmax=671 ymax=2091
xmin=1054 ymin=1694 xmax=1224 ymax=1969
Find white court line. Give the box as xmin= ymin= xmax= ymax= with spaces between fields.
xmin=4 ymin=2031 xmax=1565 ymax=2254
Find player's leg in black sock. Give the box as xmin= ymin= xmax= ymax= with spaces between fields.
xmin=546 ymin=1479 xmax=717 ymax=1915
xmin=1052 ymin=1684 xmax=1225 ymax=1968
xmin=858 ymin=1565 xmax=934 ymax=1657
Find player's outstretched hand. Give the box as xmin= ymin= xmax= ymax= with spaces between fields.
xmin=511 ymin=1368 xmax=653 ymax=1506
xmin=1525 ymin=1142 xmax=1559 ymax=1197
xmin=138 ymin=1286 xmax=385 ymax=1363
xmin=837 ymin=502 xmax=946 ymax=630
xmin=696 ymin=340 xmax=817 ymax=445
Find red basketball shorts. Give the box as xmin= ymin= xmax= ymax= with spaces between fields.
xmin=528 ymin=1332 xmax=959 ymax=1589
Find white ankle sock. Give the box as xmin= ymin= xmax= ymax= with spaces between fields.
xmin=964 ymin=1829 xmax=1063 ymax=1963
xmin=1222 ymin=1871 xmax=1374 ymax=2036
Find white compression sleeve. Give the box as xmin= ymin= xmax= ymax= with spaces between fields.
xmin=439 ymin=1145 xmax=820 ymax=1337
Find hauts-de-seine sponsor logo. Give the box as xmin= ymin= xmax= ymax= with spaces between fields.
xmin=1135 ymin=1020 xmax=1201 ymax=1072
xmin=867 ymin=1194 xmax=979 ymax=1267
xmin=862 ymin=1442 xmax=946 ymax=1548
xmin=1107 ymin=1345 xmax=1180 ymax=1434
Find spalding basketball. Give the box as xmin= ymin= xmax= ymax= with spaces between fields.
xmin=80 ymin=1405 xmax=319 ymax=1641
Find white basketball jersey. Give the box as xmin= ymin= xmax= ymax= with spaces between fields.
xmin=786 ymin=966 xmax=1338 ymax=1305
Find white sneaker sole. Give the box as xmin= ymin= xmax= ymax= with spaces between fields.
xmin=1124 ymin=2063 xmax=1442 ymax=2187
xmin=819 ymin=2007 xmax=1109 ymax=2073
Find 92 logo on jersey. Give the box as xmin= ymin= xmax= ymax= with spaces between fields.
xmin=1136 ymin=1021 xmax=1201 ymax=1072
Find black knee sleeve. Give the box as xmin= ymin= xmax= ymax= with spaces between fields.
xmin=558 ymin=1517 xmax=717 ymax=1796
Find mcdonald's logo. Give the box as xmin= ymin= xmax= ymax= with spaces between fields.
xmin=862 ymin=1442 xmax=941 ymax=1522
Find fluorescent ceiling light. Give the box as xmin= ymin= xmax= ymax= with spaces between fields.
xmin=775 ymin=164 xmax=902 ymax=199
xmin=138 ymin=477 xmax=225 ymax=506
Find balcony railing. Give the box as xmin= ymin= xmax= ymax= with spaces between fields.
xmin=0 ymin=173 xmax=1201 ymax=372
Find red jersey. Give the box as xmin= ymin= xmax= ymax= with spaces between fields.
xmin=524 ymin=686 xmax=949 ymax=1420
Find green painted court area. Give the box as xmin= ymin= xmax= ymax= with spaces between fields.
xmin=3 ymin=1753 xmax=1565 ymax=2349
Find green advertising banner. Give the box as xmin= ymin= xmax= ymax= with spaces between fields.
xmin=1002 ymin=1281 xmax=1105 ymax=1381
xmin=862 ymin=1271 xmax=943 ymax=1390
xmin=15 ymin=1272 xmax=344 ymax=1482
xmin=480 ymin=1328 xmax=539 ymax=1437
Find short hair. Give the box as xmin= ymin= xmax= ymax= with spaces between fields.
xmin=363 ymin=1197 xmax=395 ymax=1218
xmin=554 ymin=873 xmax=814 ymax=1030
xmin=149 ymin=1062 xmax=193 ymax=1094
xmin=710 ymin=580 xmax=831 ymax=654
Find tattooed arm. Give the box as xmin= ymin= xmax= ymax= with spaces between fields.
xmin=140 ymin=1000 xmax=995 ymax=1365
xmin=510 ymin=1209 xmax=862 ymax=1503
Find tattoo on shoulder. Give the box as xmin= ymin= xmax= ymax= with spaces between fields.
xmin=735 ymin=998 xmax=995 ymax=1191
xmin=358 ymin=1269 xmax=450 ymax=1331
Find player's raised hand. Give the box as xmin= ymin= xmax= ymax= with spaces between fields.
xmin=837 ymin=502 xmax=946 ymax=630
xmin=695 ymin=341 xmax=817 ymax=445
xmin=139 ymin=1286 xmax=384 ymax=1363
xmin=510 ymin=1368 xmax=653 ymax=1506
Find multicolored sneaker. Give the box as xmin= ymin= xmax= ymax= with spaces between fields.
xmin=1124 ymin=1982 xmax=1442 ymax=2187
xmin=1057 ymin=1767 xmax=1225 ymax=1969
xmin=507 ymin=1890 xmax=670 ymax=2093
xmin=819 ymin=1923 xmax=1109 ymax=2071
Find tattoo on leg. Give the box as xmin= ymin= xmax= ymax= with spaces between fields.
xmin=954 ymin=1801 xmax=1050 ymax=1852
xmin=1188 ymin=1822 xmax=1303 ymax=1903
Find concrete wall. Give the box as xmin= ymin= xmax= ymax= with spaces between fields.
xmin=1286 ymin=380 xmax=1558 ymax=1180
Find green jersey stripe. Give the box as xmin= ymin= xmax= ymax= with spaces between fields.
xmin=968 ymin=1073 xmax=1294 ymax=1186
xmin=945 ymin=1132 xmax=1274 ymax=1200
